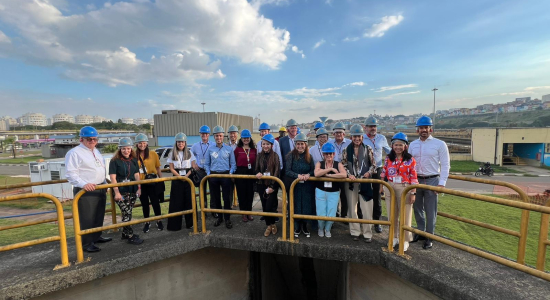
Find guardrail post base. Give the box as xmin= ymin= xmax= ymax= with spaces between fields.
xmin=53 ymin=263 xmax=72 ymax=270
xmin=75 ymin=257 xmax=92 ymax=265
xmin=188 ymin=232 xmax=201 ymax=236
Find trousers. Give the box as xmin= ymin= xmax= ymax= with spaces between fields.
xmin=384 ymin=182 xmax=413 ymax=242
xmin=413 ymin=176 xmax=439 ymax=234
xmin=346 ymin=182 xmax=373 ymax=238
xmin=74 ymin=188 xmax=106 ymax=246
xmin=117 ymin=193 xmax=137 ymax=238
xmin=315 ymin=188 xmax=339 ymax=231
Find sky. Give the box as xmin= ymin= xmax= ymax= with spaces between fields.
xmin=0 ymin=0 xmax=549 ymax=125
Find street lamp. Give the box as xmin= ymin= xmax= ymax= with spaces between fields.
xmin=432 ymin=88 xmax=438 ymax=130
xmin=201 ymin=102 xmax=206 ymax=112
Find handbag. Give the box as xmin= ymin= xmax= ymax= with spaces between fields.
xmin=138 ymin=155 xmax=158 ymax=179
xmin=190 ymin=168 xmax=207 ymax=187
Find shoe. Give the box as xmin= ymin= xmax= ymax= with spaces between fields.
xmin=225 ymin=220 xmax=233 ymax=229
xmin=84 ymin=243 xmax=101 ymax=253
xmin=212 ymin=212 xmax=219 ymax=218
xmin=411 ymin=233 xmax=426 ymax=243
xmin=318 ymin=229 xmax=324 ymax=237
xmin=247 ymin=215 xmax=254 ymax=221
xmin=143 ymin=222 xmax=151 ymax=233
xmin=122 ymin=234 xmax=140 ymax=240
xmin=423 ymin=239 xmax=433 ymax=250
xmin=185 ymin=225 xmax=193 ymax=229
xmin=242 ymin=215 xmax=248 ymax=222
xmin=275 ymin=217 xmax=280 ymax=223
xmin=364 ymin=237 xmax=373 ymax=243
xmin=265 ymin=225 xmax=272 ymax=237
xmin=127 ymin=235 xmax=144 ymax=245
xmin=325 ymin=230 xmax=331 ymax=238
xmin=403 ymin=242 xmax=410 ymax=252
xmin=392 ymin=238 xmax=399 ymax=248
xmin=374 ymin=225 xmax=382 ymax=233
xmin=302 ymin=226 xmax=311 ymax=238
xmin=157 ymin=221 xmax=164 ymax=231
xmin=271 ymin=224 xmax=278 ymax=235
xmin=352 ymin=236 xmax=359 ymax=241
xmin=260 ymin=216 xmax=265 ymax=221
xmin=96 ymin=237 xmax=112 ymax=243
xmin=294 ymin=229 xmax=300 ymax=238
xmin=214 ymin=219 xmax=223 ymax=227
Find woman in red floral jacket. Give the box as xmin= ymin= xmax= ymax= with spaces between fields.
xmin=380 ymin=132 xmax=418 ymax=252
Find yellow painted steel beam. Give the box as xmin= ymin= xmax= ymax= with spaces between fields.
xmin=288 ymin=177 xmax=396 ymax=252
xmin=0 ymin=214 xmax=73 ymax=231
xmin=0 ymin=236 xmax=60 ymax=252
xmin=0 ymin=179 xmax=68 ymax=190
xmin=200 ymin=174 xmax=287 ymax=241
xmin=536 ymin=201 xmax=550 ymax=271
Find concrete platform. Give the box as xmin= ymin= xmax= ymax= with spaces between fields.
xmin=1 ymin=216 xmax=549 ymax=300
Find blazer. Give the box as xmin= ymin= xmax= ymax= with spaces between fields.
xmin=279 ymin=135 xmax=292 ymax=176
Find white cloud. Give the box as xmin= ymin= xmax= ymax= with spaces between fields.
xmin=343 ymin=82 xmax=365 ymax=87
xmin=364 ymin=15 xmax=404 ymax=38
xmin=343 ymin=37 xmax=360 ymax=42
xmin=524 ymin=86 xmax=550 ymax=91
xmin=291 ymin=45 xmax=305 ymax=59
xmin=0 ymin=0 xmax=290 ymax=85
xmin=373 ymin=84 xmax=417 ymax=92
xmin=313 ymin=39 xmax=325 ymax=50
xmin=0 ymin=30 xmax=11 ymax=44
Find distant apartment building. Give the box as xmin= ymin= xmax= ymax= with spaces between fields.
xmin=93 ymin=116 xmax=106 ymax=123
xmin=148 ymin=118 xmax=154 ymax=126
xmin=0 ymin=118 xmax=9 ymax=130
xmin=542 ymin=94 xmax=550 ymax=102
xmin=134 ymin=118 xmax=150 ymax=125
xmin=253 ymin=116 xmax=260 ymax=131
xmin=515 ymin=97 xmax=531 ymax=103
xmin=121 ymin=118 xmax=134 ymax=125
xmin=75 ymin=114 xmax=94 ymax=125
xmin=53 ymin=113 xmax=75 ymax=124
xmin=20 ymin=112 xmax=47 ymax=126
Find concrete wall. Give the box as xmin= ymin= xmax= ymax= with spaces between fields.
xmin=471 ymin=128 xmax=497 ymax=164
xmin=35 ymin=248 xmax=249 ymax=300
xmin=513 ymin=143 xmax=544 ymax=166
xmin=450 ymin=153 xmax=472 ymax=161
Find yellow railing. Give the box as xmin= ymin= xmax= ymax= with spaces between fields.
xmin=0 ymin=179 xmax=69 ymax=190
xmin=0 ymin=193 xmax=70 ymax=269
xmin=72 ymin=176 xmax=197 ymax=263
xmin=288 ymin=177 xmax=396 ymax=251
xmin=199 ymin=174 xmax=287 ymax=241
xmin=397 ymin=184 xmax=550 ymax=281
xmin=537 ymin=200 xmax=550 ymax=271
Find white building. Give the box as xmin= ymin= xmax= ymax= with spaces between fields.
xmin=148 ymin=118 xmax=154 ymax=126
xmin=93 ymin=115 xmax=106 ymax=123
xmin=134 ymin=118 xmax=149 ymax=125
xmin=253 ymin=116 xmax=260 ymax=130
xmin=52 ymin=113 xmax=75 ymax=124
xmin=20 ymin=113 xmax=47 ymax=126
xmin=542 ymin=94 xmax=550 ymax=102
xmin=75 ymin=115 xmax=94 ymax=125
xmin=121 ymin=118 xmax=134 ymax=125
xmin=0 ymin=119 xmax=9 ymax=130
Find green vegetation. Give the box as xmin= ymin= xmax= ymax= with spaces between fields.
xmin=0 ymin=175 xmax=30 ymax=186
xmin=101 ymin=144 xmax=119 ymax=154
xmin=436 ymin=110 xmax=550 ymax=128
xmin=0 ymin=219 xmax=75 ymax=247
xmin=450 ymin=160 xmax=520 ymax=173
xmin=0 ymin=156 xmax=44 ymax=164
xmin=8 ymin=120 xmax=152 ymax=132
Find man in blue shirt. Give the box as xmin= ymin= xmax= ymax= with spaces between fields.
xmin=362 ymin=116 xmax=391 ymax=233
xmin=205 ymin=126 xmax=237 ymax=229
xmin=191 ymin=125 xmax=213 ymax=216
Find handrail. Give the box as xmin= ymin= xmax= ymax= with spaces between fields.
xmin=199 ymin=174 xmax=287 ymax=241
xmin=0 ymin=179 xmax=69 ymax=190
xmin=73 ymin=176 xmax=197 ymax=263
xmin=288 ymin=177 xmax=396 ymax=251
xmin=0 ymin=193 xmax=70 ymax=269
xmin=536 ymin=200 xmax=550 ymax=271
xmin=447 ymin=175 xmax=530 ymax=264
xmin=398 ymin=184 xmax=550 ymax=281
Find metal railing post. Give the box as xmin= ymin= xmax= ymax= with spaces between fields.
xmin=536 ymin=201 xmax=550 ymax=271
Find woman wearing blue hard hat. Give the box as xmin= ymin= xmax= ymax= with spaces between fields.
xmin=234 ymin=129 xmax=257 ymax=222
xmin=255 ymin=133 xmax=280 ymax=237
xmin=314 ymin=143 xmax=347 ymax=238
xmin=380 ymin=132 xmax=418 ymax=252
xmin=167 ymin=133 xmax=197 ymax=231
xmin=108 ymin=138 xmax=144 ymax=245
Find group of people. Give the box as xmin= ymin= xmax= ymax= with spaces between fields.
xmin=65 ymin=114 xmax=449 ymax=253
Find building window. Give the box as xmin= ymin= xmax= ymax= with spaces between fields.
xmin=546 ymin=143 xmax=550 ymax=153
xmin=51 ymin=170 xmax=60 ymax=180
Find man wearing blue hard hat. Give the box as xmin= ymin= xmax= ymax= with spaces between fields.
xmin=362 ymin=116 xmax=391 ymax=234
xmin=191 ymin=125 xmax=214 ymax=217
xmin=65 ymin=126 xmax=112 ymax=253
xmin=256 ymin=122 xmax=283 ymax=171
xmin=409 ymin=115 xmax=450 ymax=250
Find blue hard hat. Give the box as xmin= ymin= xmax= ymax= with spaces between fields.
xmin=80 ymin=126 xmax=98 ymax=138
xmin=391 ymin=132 xmax=409 ymax=144
xmin=321 ymin=143 xmax=335 ymax=153
xmin=297 ymin=127 xmax=301 ymax=134
xmin=118 ymin=137 xmax=133 ymax=148
xmin=212 ymin=126 xmax=225 ymax=134
xmin=416 ymin=116 xmax=433 ymax=127
xmin=365 ymin=116 xmax=378 ymax=126
xmin=135 ymin=133 xmax=148 ymax=143
xmin=349 ymin=124 xmax=364 ymax=136
xmin=241 ymin=129 xmax=252 ymax=138
xmin=199 ymin=125 xmax=211 ymax=134
xmin=316 ymin=128 xmax=329 ymax=137
xmin=314 ymin=122 xmax=325 ymax=130
xmin=175 ymin=132 xmax=187 ymax=142
xmin=259 ymin=123 xmax=270 ymax=131
xmin=228 ymin=125 xmax=239 ymax=133
xmin=262 ymin=133 xmax=275 ymax=144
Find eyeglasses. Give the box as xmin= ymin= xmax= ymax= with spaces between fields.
xmin=85 ymin=138 xmax=98 ymax=142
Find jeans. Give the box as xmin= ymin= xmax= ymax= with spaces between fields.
xmin=315 ymin=188 xmax=340 ymax=231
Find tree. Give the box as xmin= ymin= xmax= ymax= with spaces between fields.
xmin=4 ymin=137 xmax=18 ymax=158
xmin=102 ymin=144 xmax=118 ymax=154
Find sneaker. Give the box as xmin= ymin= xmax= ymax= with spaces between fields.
xmin=403 ymin=242 xmax=410 ymax=252
xmin=325 ymin=230 xmax=331 ymax=238
xmin=392 ymin=238 xmax=399 ymax=248
xmin=225 ymin=220 xmax=233 ymax=229
xmin=352 ymin=236 xmax=359 ymax=241
xmin=242 ymin=215 xmax=248 ymax=222
xmin=143 ymin=222 xmax=150 ymax=233
xmin=302 ymin=226 xmax=311 ymax=238
xmin=294 ymin=229 xmax=300 ymax=238
xmin=247 ymin=215 xmax=254 ymax=221
xmin=127 ymin=235 xmax=144 ymax=245
xmin=364 ymin=237 xmax=372 ymax=243
xmin=275 ymin=217 xmax=280 ymax=223
xmin=318 ymin=229 xmax=325 ymax=237
xmin=260 ymin=216 xmax=265 ymax=221
xmin=157 ymin=221 xmax=164 ymax=231
xmin=122 ymin=234 xmax=139 ymax=240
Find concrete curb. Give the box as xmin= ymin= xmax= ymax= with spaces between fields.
xmin=0 ymin=164 xmax=27 ymax=167
xmin=450 ymin=172 xmax=550 ymax=177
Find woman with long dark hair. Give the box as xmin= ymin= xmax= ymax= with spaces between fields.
xmin=285 ymin=133 xmax=316 ymax=238
xmin=134 ymin=133 xmax=164 ymax=233
xmin=167 ymin=133 xmax=197 ymax=231
xmin=234 ymin=129 xmax=256 ymax=222
xmin=255 ymin=134 xmax=280 ymax=237
xmin=380 ymin=132 xmax=418 ymax=252
xmin=108 ymin=138 xmax=144 ymax=245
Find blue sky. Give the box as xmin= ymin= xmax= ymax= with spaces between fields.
xmin=0 ymin=0 xmax=549 ymax=125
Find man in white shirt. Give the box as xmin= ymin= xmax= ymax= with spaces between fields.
xmin=65 ymin=126 xmax=111 ymax=253
xmin=409 ymin=116 xmax=450 ymax=250
xmin=328 ymin=122 xmax=352 ymax=218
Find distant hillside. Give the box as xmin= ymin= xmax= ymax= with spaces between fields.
xmin=435 ymin=110 xmax=550 ymax=128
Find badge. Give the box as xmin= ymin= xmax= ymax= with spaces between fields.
xmin=263 ymin=172 xmax=270 ymax=176
xmin=394 ymin=175 xmax=402 ymax=184
xmin=95 ymin=160 xmax=102 ymax=167
xmin=139 ymin=168 xmax=145 ymax=174
xmin=122 ymin=179 xmax=130 ymax=183
xmin=200 ymin=159 xmax=205 ymax=165
xmin=179 ymin=170 xmax=187 ymax=176
xmin=324 ymin=182 xmax=332 ymax=188
xmin=212 ymin=152 xmax=219 ymax=159
xmin=248 ymin=163 xmax=252 ymax=170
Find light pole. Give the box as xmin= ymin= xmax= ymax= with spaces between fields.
xmin=432 ymin=87 xmax=438 ymax=130
xmin=201 ymin=102 xmax=206 ymax=112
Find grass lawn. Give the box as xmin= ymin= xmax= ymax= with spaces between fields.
xmin=0 ymin=156 xmax=44 ymax=164
xmin=450 ymin=160 xmax=520 ymax=173
xmin=0 ymin=175 xmax=31 ymax=186
xmin=0 ymin=218 xmax=75 ymax=247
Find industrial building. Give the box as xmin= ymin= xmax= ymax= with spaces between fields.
xmin=154 ymin=110 xmax=253 ymax=146
xmin=472 ymin=128 xmax=550 ymax=167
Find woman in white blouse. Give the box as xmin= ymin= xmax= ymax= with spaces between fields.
xmin=167 ymin=133 xmax=197 ymax=231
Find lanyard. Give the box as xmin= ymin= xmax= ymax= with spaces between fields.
xmin=200 ymin=142 xmax=210 ymax=157
xmin=91 ymin=149 xmax=103 ymax=167
xmin=394 ymin=158 xmax=404 ymax=178
xmin=178 ymin=151 xmax=185 ymax=167
xmin=244 ymin=148 xmax=251 ymax=163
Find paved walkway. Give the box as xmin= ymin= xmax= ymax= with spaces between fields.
xmin=503 ymin=165 xmax=550 ymax=176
